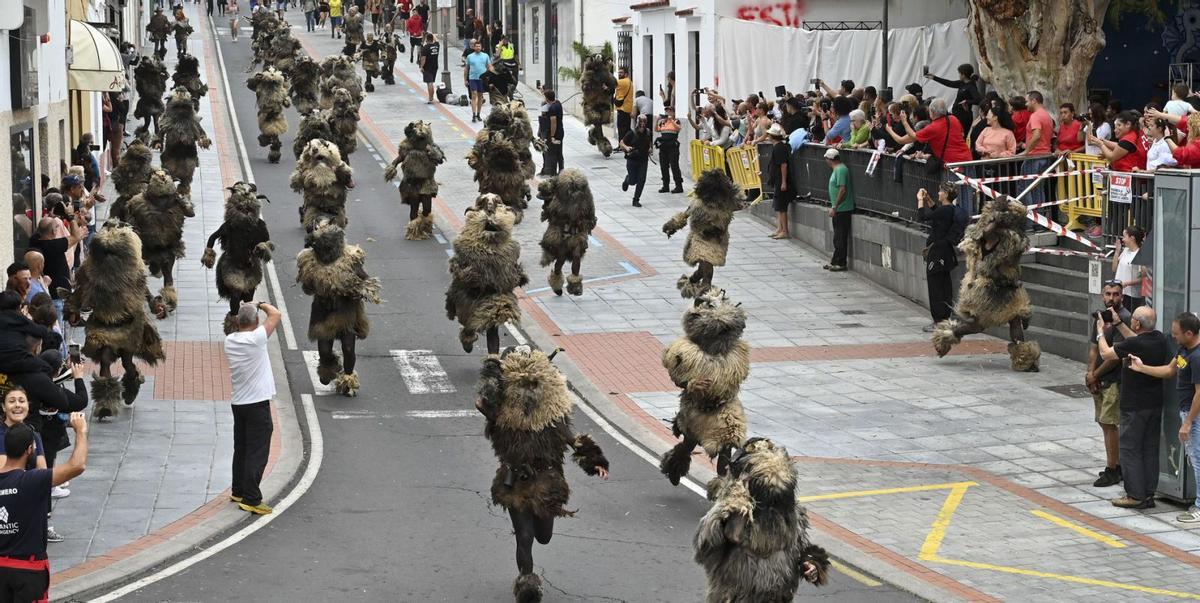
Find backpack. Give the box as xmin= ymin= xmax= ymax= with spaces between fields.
xmin=947 ymin=202 xmax=968 ymax=245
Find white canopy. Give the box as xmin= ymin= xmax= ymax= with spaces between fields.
xmin=68 ymin=19 xmax=126 ymax=92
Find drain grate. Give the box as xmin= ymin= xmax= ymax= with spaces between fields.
xmin=836 ymin=323 xmax=865 ymax=328
xmin=841 ymin=310 xmax=865 ymax=315
xmin=1042 ymin=384 xmax=1092 ymax=399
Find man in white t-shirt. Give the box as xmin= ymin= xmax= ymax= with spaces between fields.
xmin=224 ymin=301 xmax=282 ymax=515
xmin=1165 ymin=83 xmax=1196 ymax=119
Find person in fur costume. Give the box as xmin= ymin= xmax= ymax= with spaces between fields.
xmin=695 ymin=437 xmax=830 ymax=602
xmin=465 ymin=106 xmax=529 ymax=222
xmin=61 ymin=220 xmax=165 ymax=419
xmin=292 ymin=110 xmax=335 ymax=161
xmin=659 ymin=288 xmax=749 ymax=484
xmin=359 ymin=33 xmax=382 ymax=92
xmin=125 ymin=169 xmax=196 ymax=314
xmin=475 ymin=345 xmax=610 ymax=603
xmin=319 ymin=55 xmax=363 ymax=110
xmin=296 ymin=221 xmax=381 ymax=396
xmin=328 ymin=87 xmax=362 ymax=164
xmin=931 ymin=196 xmax=1041 ymax=372
xmin=133 ymin=55 xmax=169 ymax=138
xmin=380 ymin=30 xmax=399 ymax=86
xmin=663 ymin=170 xmax=743 ymax=299
xmin=343 ymin=6 xmax=365 ymax=49
xmin=247 ymin=67 xmax=291 ymax=164
xmin=147 ymin=7 xmax=171 ymax=58
xmin=580 ymin=54 xmax=617 ymax=157
xmin=172 ymin=53 xmax=209 ymax=111
xmin=445 ymin=194 xmax=528 ymax=354
xmin=247 ymin=8 xmax=281 ymax=72
xmin=202 ymin=182 xmax=275 ymax=334
xmin=291 ymin=139 xmax=355 ymax=231
xmin=384 ymin=120 xmax=445 ymax=240
xmin=267 ymin=27 xmax=301 ymax=75
xmin=537 ymin=169 xmax=596 ymax=296
xmin=156 ymin=86 xmax=211 ymax=196
xmin=108 ymin=138 xmax=155 ymax=221
xmin=289 ymin=56 xmax=321 ymax=116
xmin=172 ymin=15 xmax=193 ymax=58
xmin=502 ymin=101 xmax=544 ymax=193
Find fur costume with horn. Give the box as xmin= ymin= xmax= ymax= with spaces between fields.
xmin=476 ymin=345 xmax=609 ymax=603
xmin=202 ymin=181 xmax=275 ymax=333
xmin=247 ymin=67 xmax=291 ymax=164
xmin=931 ymin=196 xmax=1040 ymax=372
xmin=580 ymin=53 xmax=617 ymax=157
xmin=125 ymin=169 xmax=195 ymax=314
xmin=663 ymin=171 xmax=743 ymax=298
xmin=384 ymin=120 xmax=445 ymax=241
xmin=133 ymin=55 xmax=169 ymax=138
xmin=108 ymin=138 xmax=154 ymax=221
xmin=156 ymin=86 xmax=211 ymax=196
xmin=291 ymin=139 xmax=355 ymax=232
xmin=537 ymin=168 xmax=596 ymax=297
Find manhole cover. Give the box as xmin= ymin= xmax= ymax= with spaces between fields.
xmin=836 ymin=323 xmax=865 ymax=328
xmin=1043 ymin=384 xmax=1092 ymax=399
xmin=841 ymin=310 xmax=865 ymax=315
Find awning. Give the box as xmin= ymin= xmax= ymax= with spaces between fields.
xmin=67 ymin=19 xmax=126 ymax=92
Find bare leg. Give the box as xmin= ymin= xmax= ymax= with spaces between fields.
xmin=1101 ymin=423 xmax=1120 ymax=469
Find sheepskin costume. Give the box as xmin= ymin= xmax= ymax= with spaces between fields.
xmin=202 ymin=181 xmax=274 ymax=333
xmin=248 ymin=9 xmax=282 ymax=70
xmin=663 ymin=170 xmax=743 ymax=298
xmin=247 ymin=67 xmax=291 ymax=163
xmin=476 ymin=345 xmax=609 ymax=603
xmin=931 ymin=196 xmax=1040 ymax=372
xmin=292 ymin=110 xmax=335 ymax=161
xmin=329 ymin=87 xmax=362 ymax=164
xmin=359 ymin=36 xmax=381 ymax=92
xmin=172 ymin=18 xmax=193 ymax=56
xmin=147 ymin=10 xmax=171 ymax=56
xmin=343 ymin=10 xmax=365 ymax=46
xmin=291 ymin=139 xmax=355 ymax=231
xmin=466 ymin=110 xmax=528 ymax=223
xmin=319 ymin=55 xmax=364 ymax=109
xmin=502 ymin=101 xmax=543 ymax=185
xmin=125 ymin=169 xmax=196 ymax=310
xmin=380 ymin=33 xmax=399 ymax=85
xmin=133 ymin=56 xmax=169 ymax=138
xmin=63 ymin=221 xmax=165 ymax=418
xmin=289 ymin=56 xmax=321 ymax=116
xmin=108 ymin=138 xmax=154 ymax=220
xmin=296 ymin=222 xmax=381 ymax=395
xmin=445 ymin=194 xmax=528 ymax=353
xmin=171 ymin=53 xmax=208 ymax=109
xmin=580 ymin=54 xmax=617 ymax=157
xmin=266 ymin=26 xmax=301 ymax=74
xmin=384 ymin=120 xmax=445 ymax=240
xmin=660 ymin=288 xmax=750 ymax=486
xmin=695 ymin=438 xmax=830 ymax=602
xmin=537 ymin=169 xmax=597 ymax=296
xmin=157 ymin=86 xmax=211 ymax=195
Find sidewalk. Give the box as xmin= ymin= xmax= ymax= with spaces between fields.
xmin=285 ymin=19 xmax=1200 ymax=601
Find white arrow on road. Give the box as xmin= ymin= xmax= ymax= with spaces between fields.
xmin=390 ymin=350 xmax=457 ymax=394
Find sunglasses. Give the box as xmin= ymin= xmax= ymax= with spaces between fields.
xmin=1103 ymin=279 xmax=1123 ymax=287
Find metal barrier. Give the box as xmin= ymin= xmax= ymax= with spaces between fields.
xmin=689 ymin=139 xmax=727 ymax=181
xmin=725 ymin=145 xmax=762 ymax=202
xmin=1058 ymin=153 xmax=1108 ymax=230
xmin=1102 ymin=172 xmax=1155 ymax=241
xmin=787 ymin=144 xmax=948 ymax=222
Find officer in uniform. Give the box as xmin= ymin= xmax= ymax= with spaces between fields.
xmin=655 ymin=106 xmax=684 ymax=193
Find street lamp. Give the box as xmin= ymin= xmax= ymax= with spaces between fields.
xmin=439 ymin=0 xmax=453 ymax=97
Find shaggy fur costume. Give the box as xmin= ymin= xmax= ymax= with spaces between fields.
xmin=291 ymin=139 xmax=355 ymax=231
xmin=343 ymin=11 xmax=365 ymax=46
xmin=931 ymin=196 xmax=1040 ymax=372
xmin=289 ymin=56 xmax=321 ymax=116
xmin=319 ymin=55 xmax=364 ymax=109
xmin=172 ymin=19 xmax=193 ymax=57
xmin=157 ymin=87 xmax=211 ymax=195
xmin=695 ymin=438 xmax=830 ymax=602
xmin=248 ymin=9 xmax=282 ymax=70
xmin=147 ymin=10 xmax=171 ymax=56
xmin=660 ymin=288 xmax=750 ymax=485
xmin=125 ymin=170 xmax=195 ymax=309
xmin=267 ymin=27 xmax=301 ymax=74
xmin=296 ymin=223 xmax=381 ymax=341
xmin=247 ymin=67 xmax=291 ymax=163
xmin=202 ymin=181 xmax=274 ymax=332
xmin=108 ymin=139 xmax=154 ymax=220
xmin=329 ymin=87 xmax=361 ymax=163
xmin=580 ymin=54 xmax=617 ymax=156
xmin=359 ymin=37 xmax=381 ymax=91
xmin=466 ymin=122 xmax=528 ymax=222
xmin=292 ymin=110 xmax=335 ymax=161
xmin=171 ymin=54 xmax=208 ymax=109
xmin=133 ymin=56 xmax=169 ymax=137
xmin=501 ymin=101 xmax=543 ymax=184
xmin=445 ymin=194 xmax=528 ymax=353
xmin=384 ymin=121 xmax=445 ymax=240
xmin=62 ymin=221 xmax=165 ymax=418
xmin=664 ymin=171 xmax=743 ymax=297
xmin=537 ymin=169 xmax=596 ymax=296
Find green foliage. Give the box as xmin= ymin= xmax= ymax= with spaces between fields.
xmin=559 ymin=41 xmax=614 ymax=83
xmin=1107 ymin=0 xmax=1174 ymax=28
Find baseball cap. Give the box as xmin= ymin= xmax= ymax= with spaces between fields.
xmin=823 ymin=148 xmax=840 ymax=160
xmin=62 ymin=175 xmax=82 ymax=188
xmin=905 ymin=83 xmax=924 ymax=96
xmin=766 ymin=123 xmax=787 ymax=138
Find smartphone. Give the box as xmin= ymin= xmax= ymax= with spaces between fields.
xmin=69 ymin=342 xmax=81 ymax=364
xmin=922 ymin=65 xmax=929 ymax=76
xmin=90 ymin=144 xmax=101 ymax=151
xmin=774 ymin=85 xmax=787 ymax=98
xmin=535 ymin=79 xmax=541 ymax=89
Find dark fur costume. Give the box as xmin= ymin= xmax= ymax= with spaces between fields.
xmin=108 ymin=139 xmax=154 ymax=220
xmin=359 ymin=37 xmax=381 ymax=92
xmin=476 ymin=345 xmax=609 ymax=602
xmin=343 ymin=10 xmax=365 ymax=46
xmin=466 ymin=107 xmax=529 ymax=222
xmin=202 ymin=182 xmax=274 ymax=333
xmin=289 ymin=56 xmax=321 ymax=116
xmin=62 ymin=221 xmax=165 ymax=418
xmin=445 ymin=194 xmax=528 ymax=353
xmin=319 ymin=55 xmax=364 ymax=109
xmin=147 ymin=10 xmax=171 ymax=56
xmin=664 ymin=171 xmax=743 ymax=298
xmin=695 ymin=438 xmax=830 ymax=602
xmin=384 ymin=121 xmax=445 ymax=240
xmin=156 ymin=87 xmax=211 ymax=195
xmin=502 ymin=101 xmax=543 ymax=185
xmin=172 ymin=18 xmax=193 ymax=57
xmin=537 ymin=169 xmax=596 ymax=296
xmin=247 ymin=67 xmax=291 ymax=163
xmin=172 ymin=54 xmax=208 ymax=110
xmin=329 ymin=87 xmax=361 ymax=163
xmin=125 ymin=169 xmax=196 ymax=310
xmin=660 ymin=288 xmax=749 ymax=485
xmin=380 ymin=33 xmax=398 ymax=85
xmin=292 ymin=110 xmax=335 ymax=161
xmin=133 ymin=56 xmax=169 ymax=137
xmin=580 ymin=54 xmax=617 ymax=157
xmin=248 ymin=9 xmax=282 ymax=70
xmin=931 ymin=196 xmax=1040 ymax=371
xmin=291 ymin=139 xmax=355 ymax=231
xmin=266 ymin=26 xmax=301 ymax=75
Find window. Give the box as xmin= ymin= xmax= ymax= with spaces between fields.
xmin=531 ymin=6 xmax=538 ymax=63
xmin=617 ymin=30 xmax=632 ymax=74
xmin=11 ymin=126 xmax=35 ymax=258
xmin=8 ymin=5 xmax=38 ymax=109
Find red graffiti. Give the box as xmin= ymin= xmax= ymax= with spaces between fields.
xmin=735 ymin=1 xmax=807 ymax=28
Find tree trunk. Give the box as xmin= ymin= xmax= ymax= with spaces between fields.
xmin=968 ymin=0 xmax=1112 ymax=107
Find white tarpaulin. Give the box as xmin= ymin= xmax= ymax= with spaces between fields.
xmin=715 ymin=18 xmax=974 ymax=103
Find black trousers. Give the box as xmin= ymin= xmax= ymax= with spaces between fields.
xmin=831 ymin=211 xmax=852 ymax=267
xmin=616 ymin=111 xmax=631 ymax=145
xmin=0 ymin=566 xmax=48 ymax=603
xmin=541 ymin=142 xmax=563 ymax=176
xmin=232 ymin=400 xmax=273 ymax=506
xmin=927 ymin=270 xmax=954 ymax=322
xmin=1119 ymin=406 xmax=1163 ymax=500
xmin=659 ymin=147 xmax=681 ymax=187
xmin=624 ymin=158 xmax=649 ymax=201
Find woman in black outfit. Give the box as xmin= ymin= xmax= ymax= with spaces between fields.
xmin=918 ymin=184 xmax=960 ymax=332
xmin=925 ymin=63 xmax=982 ymax=132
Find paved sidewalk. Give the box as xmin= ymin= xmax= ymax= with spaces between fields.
xmin=284 ymin=19 xmax=1200 ymax=601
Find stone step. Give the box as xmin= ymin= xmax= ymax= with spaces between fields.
xmin=986 ymin=324 xmax=1090 ymax=364
xmin=1025 ymin=282 xmax=1092 ymax=315
xmin=1034 ymin=251 xmax=1094 ymax=273
xmin=1028 ymin=305 xmax=1091 ymax=339
xmin=1022 ymin=262 xmax=1089 ymax=292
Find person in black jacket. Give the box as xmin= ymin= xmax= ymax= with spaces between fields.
xmin=0 ymin=292 xmax=73 ymax=418
xmin=918 ymin=184 xmax=960 ymax=331
xmin=925 ymin=63 xmax=981 ymax=132
xmin=620 ymin=114 xmax=653 ymax=207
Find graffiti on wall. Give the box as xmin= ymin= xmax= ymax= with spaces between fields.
xmin=735 ymin=1 xmax=807 ymax=28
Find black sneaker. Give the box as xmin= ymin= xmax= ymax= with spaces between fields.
xmin=671 ymin=186 xmax=684 ymax=193
xmin=1093 ymin=466 xmax=1122 ymax=488
xmin=658 ymin=186 xmax=669 ymax=193
xmin=622 ymin=180 xmax=630 ymax=192
xmin=632 ymin=199 xmax=642 ymax=207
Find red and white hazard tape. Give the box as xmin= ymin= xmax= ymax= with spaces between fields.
xmin=1028 ymin=246 xmax=1111 ymax=259
xmin=963 ymin=168 xmax=1103 ymax=185
xmin=969 ymin=195 xmax=1092 ymax=220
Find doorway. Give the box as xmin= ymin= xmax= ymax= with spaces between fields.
xmin=643 ymin=34 xmax=653 ymax=97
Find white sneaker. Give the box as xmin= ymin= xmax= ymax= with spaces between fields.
xmin=46 ymin=526 xmax=64 ymax=543
xmin=51 ymin=486 xmax=70 ymax=499
xmin=1177 ymin=507 xmax=1200 ymax=523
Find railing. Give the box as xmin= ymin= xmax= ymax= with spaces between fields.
xmin=725 ymin=145 xmax=762 ymax=199
xmin=1058 ymin=153 xmax=1108 ymax=230
xmin=689 ymin=140 xmax=727 ymax=181
xmin=1102 ymin=172 xmax=1155 ymax=240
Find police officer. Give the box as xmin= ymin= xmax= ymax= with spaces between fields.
xmin=655 ymin=106 xmax=684 ymax=193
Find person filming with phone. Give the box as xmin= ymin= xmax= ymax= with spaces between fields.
xmin=1086 ymin=280 xmax=1131 ymax=489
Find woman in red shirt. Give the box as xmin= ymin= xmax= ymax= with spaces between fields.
xmin=1088 ymin=111 xmax=1146 ymax=171
xmin=1056 ymin=103 xmax=1085 ymax=153
xmin=1168 ymin=113 xmax=1200 ymax=168
xmin=1010 ymin=96 xmax=1030 ymax=149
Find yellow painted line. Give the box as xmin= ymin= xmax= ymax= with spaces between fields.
xmin=1030 ymin=509 xmax=1126 ymax=548
xmin=919 ymin=483 xmax=973 ymax=560
xmin=797 ymin=481 xmax=978 ymax=503
xmin=830 ymin=560 xmax=882 ymax=587
xmin=928 ymin=556 xmax=1200 ymax=600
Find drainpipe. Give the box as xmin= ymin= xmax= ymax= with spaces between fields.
xmin=881 ymin=0 xmax=889 ymax=89
xmin=543 ymin=0 xmax=552 ymax=90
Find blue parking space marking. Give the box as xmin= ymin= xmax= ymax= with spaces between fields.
xmin=523 ymin=261 xmax=640 ymax=294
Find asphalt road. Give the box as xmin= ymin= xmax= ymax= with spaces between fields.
xmin=105 ymin=17 xmax=920 ymax=603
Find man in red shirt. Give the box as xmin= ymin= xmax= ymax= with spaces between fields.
xmin=406 ymin=11 xmax=423 ymax=63
xmin=1019 ymin=90 xmax=1055 ymax=211
xmin=1057 ymin=103 xmax=1084 ymax=153
xmin=884 ymin=98 xmax=973 ymax=164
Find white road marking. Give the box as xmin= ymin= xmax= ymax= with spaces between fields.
xmin=331 ymin=410 xmax=398 ymax=420
xmin=301 ymin=351 xmax=337 ymax=396
xmin=89 ymin=392 xmax=324 ymax=602
xmin=433 ymin=233 xmax=447 ymax=244
xmin=389 ymin=350 xmax=457 ymax=394
xmin=406 ymin=409 xmax=476 ymax=418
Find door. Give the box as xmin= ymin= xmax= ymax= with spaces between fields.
xmin=1155 ymin=174 xmax=1195 ymax=502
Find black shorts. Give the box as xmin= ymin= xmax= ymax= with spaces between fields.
xmin=422 ymin=69 xmax=437 ymax=84
xmin=0 ymin=566 xmax=49 ymax=602
xmin=772 ymin=187 xmax=795 ymax=213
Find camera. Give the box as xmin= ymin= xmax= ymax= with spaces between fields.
xmin=89 ymin=144 xmax=101 ymax=151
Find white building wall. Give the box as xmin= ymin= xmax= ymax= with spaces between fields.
xmin=718 ymin=0 xmax=966 ymax=28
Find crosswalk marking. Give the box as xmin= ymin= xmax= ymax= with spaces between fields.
xmin=301 ymin=351 xmax=336 ymax=396
xmin=406 ymin=409 xmax=475 ymax=418
xmin=390 ymin=349 xmax=457 ymax=394
xmin=331 ymin=410 xmax=397 ymax=420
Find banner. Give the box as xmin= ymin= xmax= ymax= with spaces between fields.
xmin=1109 ymin=172 xmax=1132 ymax=204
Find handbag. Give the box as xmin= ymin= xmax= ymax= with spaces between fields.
xmin=926 ymin=116 xmax=951 ymax=174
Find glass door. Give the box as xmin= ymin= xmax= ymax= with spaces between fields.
xmin=1155 ymin=177 xmax=1193 ymax=501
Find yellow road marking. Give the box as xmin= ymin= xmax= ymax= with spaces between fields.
xmin=1030 ymin=509 xmax=1126 ymax=548
xmin=927 ymin=556 xmax=1200 ymax=600
xmin=918 ymin=482 xmax=974 ymax=559
xmin=798 ymin=481 xmax=978 ymax=503
xmin=830 ymin=560 xmax=882 ymax=587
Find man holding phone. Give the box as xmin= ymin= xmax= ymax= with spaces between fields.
xmin=1086 ymin=280 xmax=1130 ymax=488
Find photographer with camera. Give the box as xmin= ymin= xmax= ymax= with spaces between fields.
xmin=1087 ymin=280 xmax=1130 ymax=488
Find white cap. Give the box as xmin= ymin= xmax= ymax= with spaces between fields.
xmin=824 ymin=148 xmax=840 ymax=160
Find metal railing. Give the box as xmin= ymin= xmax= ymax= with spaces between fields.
xmin=1102 ymin=172 xmax=1155 ymax=240
xmin=689 ymin=139 xmax=726 ymax=181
